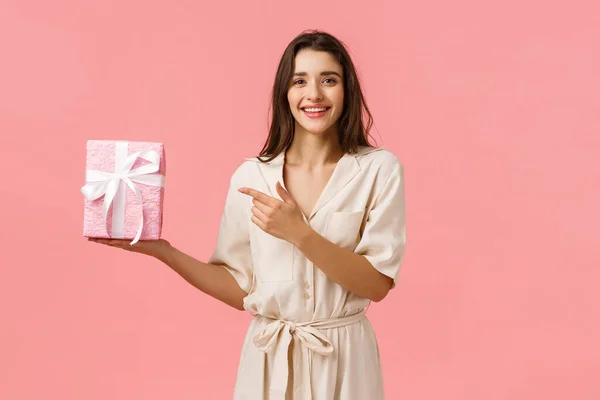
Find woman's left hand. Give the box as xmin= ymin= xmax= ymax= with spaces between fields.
xmin=238 ymin=182 xmax=311 ymax=246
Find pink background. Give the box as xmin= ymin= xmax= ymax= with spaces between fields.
xmin=1 ymin=1 xmax=599 ymax=399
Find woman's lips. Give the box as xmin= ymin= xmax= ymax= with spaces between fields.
xmin=302 ymin=107 xmax=330 ymax=118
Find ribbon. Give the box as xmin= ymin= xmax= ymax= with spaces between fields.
xmin=81 ymin=141 xmax=165 ymax=245
xmin=252 ymin=310 xmax=366 ymax=399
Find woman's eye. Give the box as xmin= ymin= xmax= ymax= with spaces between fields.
xmin=293 ymin=78 xmax=337 ymax=85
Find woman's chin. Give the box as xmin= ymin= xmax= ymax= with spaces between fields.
xmin=297 ymin=123 xmax=335 ymax=136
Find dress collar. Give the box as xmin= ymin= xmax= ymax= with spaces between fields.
xmin=244 ymin=146 xmax=384 ymax=220
xmin=244 ymin=145 xmax=384 ymax=165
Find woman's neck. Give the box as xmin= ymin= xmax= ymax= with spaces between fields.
xmin=285 ymin=127 xmax=344 ymax=169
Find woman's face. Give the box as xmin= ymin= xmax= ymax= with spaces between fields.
xmin=287 ymin=49 xmax=344 ymax=137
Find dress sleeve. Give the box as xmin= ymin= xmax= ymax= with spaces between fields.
xmin=207 ymin=173 xmax=254 ymax=294
xmin=354 ymin=161 xmax=407 ymax=288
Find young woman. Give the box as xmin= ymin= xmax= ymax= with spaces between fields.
xmin=90 ymin=30 xmax=407 ymax=400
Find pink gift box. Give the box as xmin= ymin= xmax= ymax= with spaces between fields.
xmin=82 ymin=140 xmax=166 ymax=243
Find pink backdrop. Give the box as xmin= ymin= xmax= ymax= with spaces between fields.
xmin=1 ymin=1 xmax=599 ymax=399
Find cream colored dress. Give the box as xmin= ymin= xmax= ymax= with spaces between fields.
xmin=208 ymin=146 xmax=407 ymax=400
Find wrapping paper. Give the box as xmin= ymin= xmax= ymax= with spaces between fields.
xmin=81 ymin=140 xmax=166 ymax=244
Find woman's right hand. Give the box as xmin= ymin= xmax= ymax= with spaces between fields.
xmin=87 ymin=237 xmax=173 ymax=260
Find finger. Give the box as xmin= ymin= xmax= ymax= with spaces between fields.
xmin=250 ymin=215 xmax=266 ymax=231
xmin=275 ymin=181 xmax=295 ymax=205
xmin=89 ymin=238 xmax=130 ymax=248
xmin=252 ymin=198 xmax=272 ymax=215
xmin=113 ymin=240 xmax=136 ymax=249
xmin=238 ymin=187 xmax=279 ymax=208
xmin=251 ymin=204 xmax=268 ymax=223
xmin=89 ymin=238 xmax=110 ymax=245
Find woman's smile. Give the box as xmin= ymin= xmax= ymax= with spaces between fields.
xmin=302 ymin=106 xmax=330 ymax=118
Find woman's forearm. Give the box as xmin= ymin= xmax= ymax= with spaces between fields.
xmin=294 ymin=227 xmax=393 ymax=302
xmin=156 ymin=246 xmax=247 ymax=311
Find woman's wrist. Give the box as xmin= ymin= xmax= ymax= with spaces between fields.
xmin=153 ymin=239 xmax=175 ymax=263
xmin=292 ymin=224 xmax=315 ymax=250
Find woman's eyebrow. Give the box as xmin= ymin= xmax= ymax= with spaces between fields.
xmin=292 ymin=71 xmax=342 ymax=78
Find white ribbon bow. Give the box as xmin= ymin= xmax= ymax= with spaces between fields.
xmin=81 ymin=144 xmax=165 ymax=245
xmin=253 ymin=319 xmax=333 ymax=399
xmin=252 ymin=310 xmax=366 ymax=399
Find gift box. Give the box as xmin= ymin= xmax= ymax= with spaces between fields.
xmin=81 ymin=140 xmax=166 ymax=244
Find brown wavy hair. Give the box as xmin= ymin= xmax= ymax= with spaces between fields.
xmin=257 ymin=29 xmax=378 ymax=163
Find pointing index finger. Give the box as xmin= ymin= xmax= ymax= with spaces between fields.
xmin=238 ymin=187 xmax=275 ymax=206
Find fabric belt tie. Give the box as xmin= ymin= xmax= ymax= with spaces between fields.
xmin=252 ymin=309 xmax=366 ymax=399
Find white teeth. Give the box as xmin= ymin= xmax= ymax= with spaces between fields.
xmin=303 ymin=108 xmax=327 ymax=112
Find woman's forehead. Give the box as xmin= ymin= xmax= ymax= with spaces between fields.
xmin=294 ymin=49 xmax=342 ymax=74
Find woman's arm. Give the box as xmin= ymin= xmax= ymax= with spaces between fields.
xmin=88 ymin=238 xmax=248 ymax=311
xmin=290 ymin=161 xmax=406 ymax=303
xmin=294 ymin=229 xmax=393 ymax=302
xmin=157 ymin=244 xmax=248 ymax=310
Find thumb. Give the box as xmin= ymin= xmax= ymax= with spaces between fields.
xmin=276 ymin=181 xmax=295 ymax=204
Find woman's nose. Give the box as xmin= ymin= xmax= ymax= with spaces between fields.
xmin=306 ymin=81 xmax=323 ymax=101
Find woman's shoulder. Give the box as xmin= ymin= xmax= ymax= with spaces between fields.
xmin=224 ymin=158 xmax=259 ymax=186
xmin=354 ymin=145 xmax=401 ymax=169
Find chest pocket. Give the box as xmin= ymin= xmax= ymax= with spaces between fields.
xmin=324 ymin=210 xmax=365 ymax=251
xmin=250 ymin=224 xmax=294 ymax=282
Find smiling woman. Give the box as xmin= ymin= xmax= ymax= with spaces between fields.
xmin=219 ymin=30 xmax=407 ymax=399
xmin=288 ymin=51 xmax=345 ymax=137
xmin=88 ymin=29 xmax=407 ymax=400
xmin=260 ymin=30 xmax=375 ymax=164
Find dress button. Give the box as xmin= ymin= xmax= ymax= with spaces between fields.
xmin=305 ymin=282 xmax=310 ymax=289
xmin=304 ymin=293 xmax=310 ymax=299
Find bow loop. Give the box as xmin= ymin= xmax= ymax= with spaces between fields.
xmin=293 ymin=325 xmax=334 ymax=355
xmin=252 ymin=320 xmax=286 ymax=353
